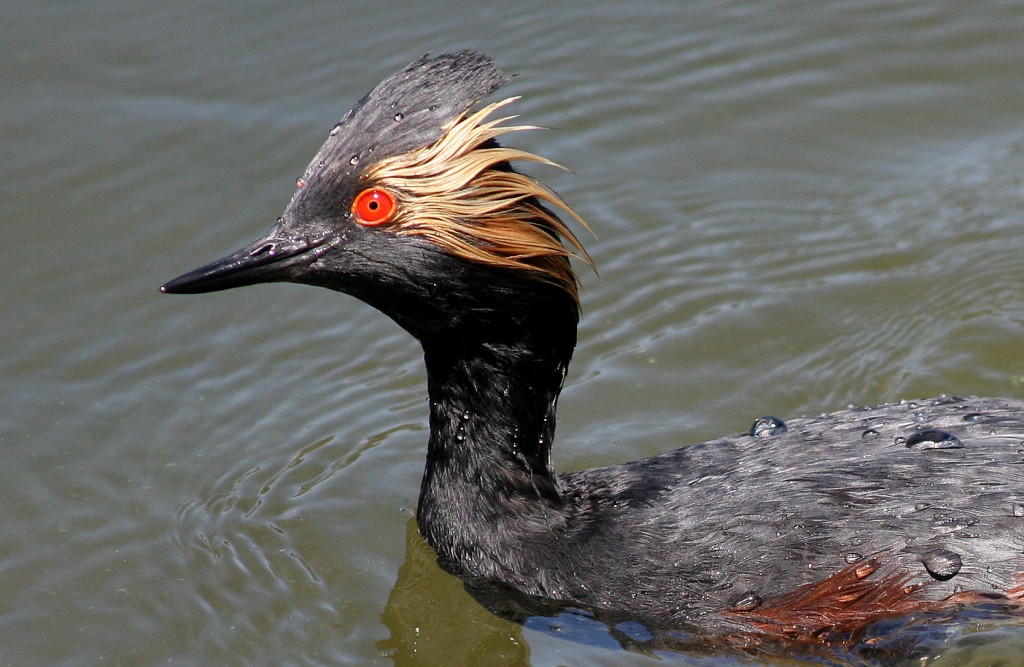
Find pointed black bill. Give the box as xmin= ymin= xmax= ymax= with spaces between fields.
xmin=161 ymin=226 xmax=330 ymax=294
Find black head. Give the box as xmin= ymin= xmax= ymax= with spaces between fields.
xmin=162 ymin=51 xmax=590 ymax=341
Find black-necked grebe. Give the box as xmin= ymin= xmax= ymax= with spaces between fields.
xmin=162 ymin=51 xmax=1024 ymax=644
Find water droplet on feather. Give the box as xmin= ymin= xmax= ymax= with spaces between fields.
xmin=730 ymin=592 xmax=762 ymax=611
xmin=905 ymin=429 xmax=963 ymax=450
xmin=750 ymin=416 xmax=787 ymax=438
xmin=922 ymin=549 xmax=962 ymax=580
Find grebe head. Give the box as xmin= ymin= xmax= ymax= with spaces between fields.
xmin=162 ymin=51 xmax=591 ymax=341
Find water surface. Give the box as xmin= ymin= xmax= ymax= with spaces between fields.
xmin=3 ymin=1 xmax=1024 ymax=665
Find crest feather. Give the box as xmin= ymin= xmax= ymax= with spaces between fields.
xmin=362 ymin=98 xmax=593 ymax=303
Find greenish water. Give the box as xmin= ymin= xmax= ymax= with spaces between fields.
xmin=3 ymin=1 xmax=1024 ymax=665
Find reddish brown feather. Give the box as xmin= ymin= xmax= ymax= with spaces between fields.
xmin=725 ymin=558 xmax=928 ymax=642
xmin=724 ymin=557 xmax=1024 ymax=644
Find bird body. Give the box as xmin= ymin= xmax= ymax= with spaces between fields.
xmin=163 ymin=51 xmax=1024 ymax=643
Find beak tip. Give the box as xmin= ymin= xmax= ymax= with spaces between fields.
xmin=160 ymin=275 xmax=192 ymax=294
xmin=160 ymin=269 xmax=219 ymax=295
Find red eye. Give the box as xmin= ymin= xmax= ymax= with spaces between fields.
xmin=352 ymin=188 xmax=397 ymax=226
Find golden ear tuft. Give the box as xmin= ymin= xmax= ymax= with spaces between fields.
xmin=362 ymin=98 xmax=593 ymax=304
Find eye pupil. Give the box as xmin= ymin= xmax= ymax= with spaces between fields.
xmin=352 ymin=188 xmax=396 ymax=225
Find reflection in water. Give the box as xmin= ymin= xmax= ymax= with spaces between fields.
xmin=376 ymin=520 xmax=825 ymax=665
xmin=379 ymin=519 xmax=531 ymax=667
xmin=378 ymin=520 xmax=1024 ymax=666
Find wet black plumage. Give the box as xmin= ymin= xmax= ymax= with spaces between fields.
xmin=162 ymin=51 xmax=1024 ymax=642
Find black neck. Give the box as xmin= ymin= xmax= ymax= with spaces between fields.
xmin=414 ymin=305 xmax=577 ymax=578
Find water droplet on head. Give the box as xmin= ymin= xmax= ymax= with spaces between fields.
xmin=1013 ymin=503 xmax=1024 ymax=517
xmin=730 ymin=591 xmax=763 ymax=611
xmin=393 ymin=112 xmax=404 ymax=122
xmin=349 ymin=155 xmax=360 ymax=165
xmin=329 ymin=124 xmax=341 ymax=137
xmin=844 ymin=552 xmax=863 ymax=563
xmin=914 ymin=502 xmax=931 ymax=511
xmin=962 ymin=413 xmax=984 ymax=423
xmin=905 ymin=429 xmax=964 ymax=450
xmin=921 ymin=549 xmax=961 ymax=580
xmin=861 ymin=428 xmax=880 ymax=440
xmin=854 ymin=562 xmax=877 ymax=579
xmin=750 ymin=416 xmax=787 ymax=438
xmin=295 ymin=177 xmax=305 ymax=188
